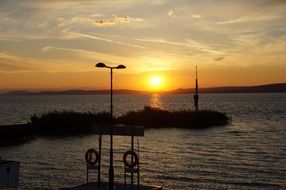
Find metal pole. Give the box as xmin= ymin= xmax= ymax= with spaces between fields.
xmin=131 ymin=134 xmax=134 ymax=189
xmin=86 ymin=165 xmax=88 ymax=184
xmin=194 ymin=66 xmax=199 ymax=111
xmin=109 ymin=68 xmax=114 ymax=189
xmin=96 ymin=63 xmax=125 ymax=189
xmin=137 ymin=138 xmax=140 ymax=188
xmin=98 ymin=134 xmax=102 ymax=187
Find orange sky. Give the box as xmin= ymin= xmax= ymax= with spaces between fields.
xmin=0 ymin=0 xmax=286 ymax=92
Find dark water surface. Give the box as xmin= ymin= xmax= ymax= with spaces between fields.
xmin=0 ymin=93 xmax=285 ymax=189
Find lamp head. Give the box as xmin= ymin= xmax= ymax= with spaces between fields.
xmin=116 ymin=64 xmax=126 ymax=69
xmin=95 ymin=62 xmax=106 ymax=68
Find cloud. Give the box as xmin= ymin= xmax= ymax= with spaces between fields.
xmin=69 ymin=32 xmax=145 ymax=49
xmin=136 ymin=38 xmax=222 ymax=54
xmin=0 ymin=1 xmax=144 ymax=41
xmin=0 ymin=52 xmax=46 ymax=73
xmin=0 ymin=52 xmax=11 ymax=58
xmin=41 ymin=46 xmax=134 ymax=67
xmin=1 ymin=0 xmax=286 ymax=75
xmin=217 ymin=12 xmax=280 ymax=25
xmin=71 ymin=15 xmax=142 ymax=28
xmin=214 ymin=57 xmax=224 ymax=61
xmin=167 ymin=7 xmax=186 ymax=18
xmin=41 ymin=46 xmax=179 ymax=72
xmin=167 ymin=7 xmax=200 ymax=19
xmin=192 ymin=14 xmax=201 ymax=18
xmin=137 ymin=38 xmax=185 ymax=46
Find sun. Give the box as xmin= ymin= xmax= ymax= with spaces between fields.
xmin=150 ymin=76 xmax=162 ymax=87
xmin=144 ymin=75 xmax=166 ymax=91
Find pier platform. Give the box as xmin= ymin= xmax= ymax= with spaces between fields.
xmin=60 ymin=182 xmax=162 ymax=190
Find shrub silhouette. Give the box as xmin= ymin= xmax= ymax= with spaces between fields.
xmin=117 ymin=106 xmax=229 ymax=128
xmin=30 ymin=111 xmax=110 ymax=135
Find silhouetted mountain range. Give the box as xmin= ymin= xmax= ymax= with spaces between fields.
xmin=2 ymin=83 xmax=286 ymax=95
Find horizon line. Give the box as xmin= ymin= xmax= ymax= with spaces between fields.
xmin=1 ymin=82 xmax=286 ymax=95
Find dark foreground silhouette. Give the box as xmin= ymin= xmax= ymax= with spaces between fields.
xmin=0 ymin=106 xmax=229 ymax=146
xmin=117 ymin=106 xmax=229 ymax=127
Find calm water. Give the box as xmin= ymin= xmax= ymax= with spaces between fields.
xmin=0 ymin=93 xmax=285 ymax=189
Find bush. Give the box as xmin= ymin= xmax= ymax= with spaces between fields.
xmin=30 ymin=111 xmax=110 ymax=135
xmin=117 ymin=106 xmax=229 ymax=128
xmin=29 ymin=107 xmax=229 ymax=133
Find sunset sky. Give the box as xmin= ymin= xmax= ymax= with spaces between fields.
xmin=0 ymin=0 xmax=286 ymax=92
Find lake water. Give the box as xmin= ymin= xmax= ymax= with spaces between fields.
xmin=0 ymin=93 xmax=285 ymax=189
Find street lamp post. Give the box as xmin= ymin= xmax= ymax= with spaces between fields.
xmin=95 ymin=62 xmax=126 ymax=189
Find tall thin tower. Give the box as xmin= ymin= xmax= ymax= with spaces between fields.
xmin=194 ymin=66 xmax=199 ymax=111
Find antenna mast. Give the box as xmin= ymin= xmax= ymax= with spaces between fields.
xmin=194 ymin=66 xmax=199 ymax=111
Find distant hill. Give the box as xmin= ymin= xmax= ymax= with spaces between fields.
xmin=2 ymin=83 xmax=286 ymax=95
xmin=3 ymin=90 xmax=33 ymax=95
xmin=172 ymin=83 xmax=286 ymax=93
xmin=3 ymin=89 xmax=143 ymax=96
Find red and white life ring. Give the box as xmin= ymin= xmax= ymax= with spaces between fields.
xmin=85 ymin=148 xmax=99 ymax=166
xmin=123 ymin=150 xmax=139 ymax=168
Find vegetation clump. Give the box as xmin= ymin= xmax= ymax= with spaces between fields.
xmin=30 ymin=111 xmax=110 ymax=135
xmin=0 ymin=107 xmax=229 ymax=146
xmin=117 ymin=106 xmax=229 ymax=128
xmin=0 ymin=124 xmax=34 ymax=146
xmin=29 ymin=107 xmax=229 ymax=131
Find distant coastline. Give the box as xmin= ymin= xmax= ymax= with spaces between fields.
xmin=2 ymin=83 xmax=286 ymax=95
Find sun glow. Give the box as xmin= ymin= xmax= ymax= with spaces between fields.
xmin=150 ymin=76 xmax=162 ymax=88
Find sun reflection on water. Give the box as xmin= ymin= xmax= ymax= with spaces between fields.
xmin=150 ymin=94 xmax=163 ymax=108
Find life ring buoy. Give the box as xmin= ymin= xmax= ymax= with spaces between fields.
xmin=85 ymin=148 xmax=99 ymax=166
xmin=123 ymin=150 xmax=139 ymax=168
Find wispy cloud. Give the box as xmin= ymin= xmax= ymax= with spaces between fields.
xmin=70 ymin=32 xmax=145 ymax=49
xmin=185 ymin=39 xmax=222 ymax=54
xmin=217 ymin=12 xmax=280 ymax=25
xmin=136 ymin=38 xmax=222 ymax=54
xmin=0 ymin=38 xmax=21 ymax=42
xmin=167 ymin=7 xmax=200 ymax=19
xmin=167 ymin=7 xmax=186 ymax=18
xmin=41 ymin=46 xmax=178 ymax=72
xmin=40 ymin=46 xmax=137 ymax=69
xmin=1 ymin=0 xmax=286 ymax=79
xmin=137 ymin=38 xmax=185 ymax=46
xmin=0 ymin=52 xmax=48 ymax=73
